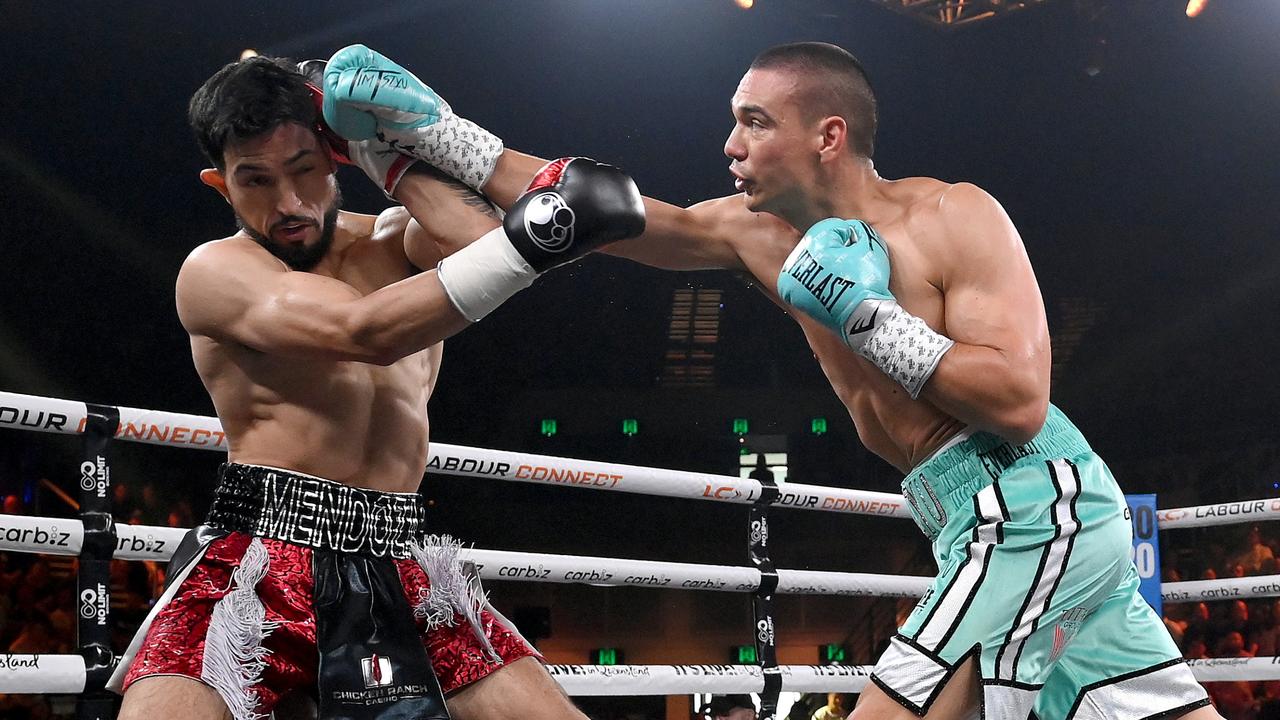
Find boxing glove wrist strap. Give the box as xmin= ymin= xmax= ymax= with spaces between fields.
xmin=856 ymin=304 xmax=955 ymax=399
xmin=383 ymin=114 xmax=503 ymax=193
xmin=436 ymin=227 xmax=536 ymax=322
xmin=348 ymin=142 xmax=419 ymax=199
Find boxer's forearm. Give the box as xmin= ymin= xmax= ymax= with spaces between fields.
xmin=481 ymin=150 xmax=552 ymax=209
xmin=345 ymin=271 xmax=473 ymax=364
xmin=917 ymin=342 xmax=1049 ymax=445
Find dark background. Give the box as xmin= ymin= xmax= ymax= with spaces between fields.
xmin=1 ymin=0 xmax=1278 ymax=573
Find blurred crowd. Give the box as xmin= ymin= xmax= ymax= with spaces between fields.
xmin=1163 ymin=524 xmax=1280 ymax=720
xmin=0 ymin=482 xmax=192 ymax=719
xmin=5 ymin=476 xmax=1280 ymax=719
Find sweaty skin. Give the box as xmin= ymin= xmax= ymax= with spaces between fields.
xmin=178 ymin=123 xmax=497 ymax=492
xmin=445 ymin=107 xmax=1049 ymax=472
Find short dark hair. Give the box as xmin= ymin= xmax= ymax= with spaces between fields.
xmin=188 ymin=56 xmax=315 ymax=169
xmin=703 ymin=695 xmax=756 ymax=716
xmin=750 ymin=42 xmax=878 ymax=158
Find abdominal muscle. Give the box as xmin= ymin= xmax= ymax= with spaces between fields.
xmin=800 ymin=317 xmax=967 ymax=474
xmin=195 ymin=338 xmax=435 ymax=493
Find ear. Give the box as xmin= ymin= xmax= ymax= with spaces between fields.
xmin=816 ymin=116 xmax=848 ymax=162
xmin=199 ymin=168 xmax=230 ymax=201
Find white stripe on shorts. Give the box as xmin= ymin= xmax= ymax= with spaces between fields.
xmin=872 ymin=636 xmax=951 ymax=712
xmin=983 ymin=683 xmax=1039 ymax=720
xmin=996 ymin=458 xmax=1082 ymax=681
xmin=1069 ymin=660 xmax=1208 ymax=720
xmin=914 ymin=482 xmax=1007 ymax=652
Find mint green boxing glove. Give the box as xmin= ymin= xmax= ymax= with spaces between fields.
xmin=778 ymin=218 xmax=954 ymax=398
xmin=323 ymin=44 xmax=503 ymax=192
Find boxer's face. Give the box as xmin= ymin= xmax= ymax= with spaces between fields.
xmin=725 ymin=68 xmax=818 ymax=217
xmin=220 ymin=122 xmax=341 ymax=270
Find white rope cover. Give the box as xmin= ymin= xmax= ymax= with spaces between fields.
xmin=547 ymin=664 xmax=877 ymax=695
xmin=28 ymin=513 xmax=1280 ymax=601
xmin=0 ymin=390 xmax=908 ymax=518
xmin=0 ymin=514 xmax=930 ymax=597
xmin=0 ymin=654 xmax=88 ymax=694
xmin=1163 ymin=575 xmax=1280 ymax=603
xmin=7 ymin=389 xmax=1273 ymax=529
xmin=1158 ymin=499 xmax=1280 ymax=529
xmin=3 ymin=656 xmax=1275 ymax=696
xmin=0 ymin=514 xmax=185 ymax=561
xmin=1186 ymin=657 xmax=1280 ymax=683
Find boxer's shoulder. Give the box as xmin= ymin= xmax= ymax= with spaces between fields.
xmin=890 ymin=179 xmax=1011 ymax=257
xmin=181 ymin=235 xmax=280 ymax=277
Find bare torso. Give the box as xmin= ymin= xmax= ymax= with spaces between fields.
xmin=190 ymin=210 xmax=440 ymax=492
xmin=708 ymin=177 xmax=975 ymax=472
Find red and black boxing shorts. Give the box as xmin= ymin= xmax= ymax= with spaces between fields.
xmin=107 ymin=463 xmax=539 ymax=720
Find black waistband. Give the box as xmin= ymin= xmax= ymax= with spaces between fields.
xmin=206 ymin=463 xmax=427 ymax=558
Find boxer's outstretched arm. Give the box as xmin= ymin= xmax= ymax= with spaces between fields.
xmin=434 ymin=149 xmax=748 ymax=271
xmin=176 ymin=239 xmax=470 ymax=365
xmin=917 ymin=183 xmax=1051 ymax=443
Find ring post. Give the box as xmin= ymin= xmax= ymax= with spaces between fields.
xmin=750 ymin=462 xmax=782 ymax=720
xmin=77 ymin=404 xmax=120 ymax=719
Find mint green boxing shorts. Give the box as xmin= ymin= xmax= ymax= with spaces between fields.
xmin=871 ymin=406 xmax=1209 ymax=720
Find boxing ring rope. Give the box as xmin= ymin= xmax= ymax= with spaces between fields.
xmin=6 ymin=653 xmax=1277 ymax=696
xmin=0 ymin=514 xmax=930 ymax=597
xmin=3 ymin=389 xmax=1280 ymax=704
xmin=3 ymin=390 xmax=1265 ymax=525
xmin=5 ymin=513 xmax=1279 ymax=602
xmin=0 ymin=391 xmax=907 ymax=517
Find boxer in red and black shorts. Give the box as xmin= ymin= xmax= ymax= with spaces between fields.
xmin=110 ymin=464 xmax=538 ymax=719
xmin=113 ymin=53 xmax=643 ymax=720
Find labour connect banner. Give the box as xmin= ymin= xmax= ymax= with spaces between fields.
xmin=1126 ymin=494 xmax=1161 ymax=617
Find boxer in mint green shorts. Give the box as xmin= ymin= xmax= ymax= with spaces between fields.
xmin=875 ymin=405 xmax=1210 ymax=719
xmin=320 ymin=39 xmax=1221 ymax=720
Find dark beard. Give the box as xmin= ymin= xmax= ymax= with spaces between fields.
xmin=238 ymin=190 xmax=342 ymax=271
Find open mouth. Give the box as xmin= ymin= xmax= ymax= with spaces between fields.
xmin=273 ymin=221 xmax=315 ymax=243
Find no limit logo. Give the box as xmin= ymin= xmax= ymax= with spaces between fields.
xmin=756 ymin=617 xmax=775 ymax=644
xmin=79 ymin=457 xmax=108 ymax=498
xmin=79 ymin=584 xmax=109 ymax=625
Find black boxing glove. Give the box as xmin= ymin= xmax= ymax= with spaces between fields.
xmin=503 ymin=158 xmax=646 ymax=272
xmin=436 ymin=158 xmax=646 ymax=321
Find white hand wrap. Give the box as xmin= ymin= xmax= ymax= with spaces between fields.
xmin=857 ymin=304 xmax=955 ymax=399
xmin=347 ymin=140 xmax=419 ymax=199
xmin=436 ymin=227 xmax=536 ymax=322
xmin=380 ymin=110 xmax=503 ymax=193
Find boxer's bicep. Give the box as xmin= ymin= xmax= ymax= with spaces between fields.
xmin=602 ymin=195 xmax=746 ymax=271
xmin=177 ymin=242 xmax=377 ymax=361
xmin=917 ymin=184 xmax=1051 ymax=441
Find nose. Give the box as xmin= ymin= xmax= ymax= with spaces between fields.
xmin=724 ymin=124 xmax=746 ymax=161
xmin=274 ymin=177 xmax=306 ymax=215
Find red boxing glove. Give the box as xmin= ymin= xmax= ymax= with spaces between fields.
xmin=305 ymin=82 xmax=352 ymax=165
xmin=297 ymin=60 xmax=351 ymax=165
xmin=525 ymin=157 xmax=574 ymax=192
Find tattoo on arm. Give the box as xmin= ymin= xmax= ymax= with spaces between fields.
xmin=456 ymin=183 xmax=500 ymax=218
xmin=418 ymin=163 xmax=499 ymax=219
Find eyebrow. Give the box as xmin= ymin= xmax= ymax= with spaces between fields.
xmin=734 ymin=103 xmax=774 ymax=122
xmin=233 ymin=148 xmax=315 ymax=175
